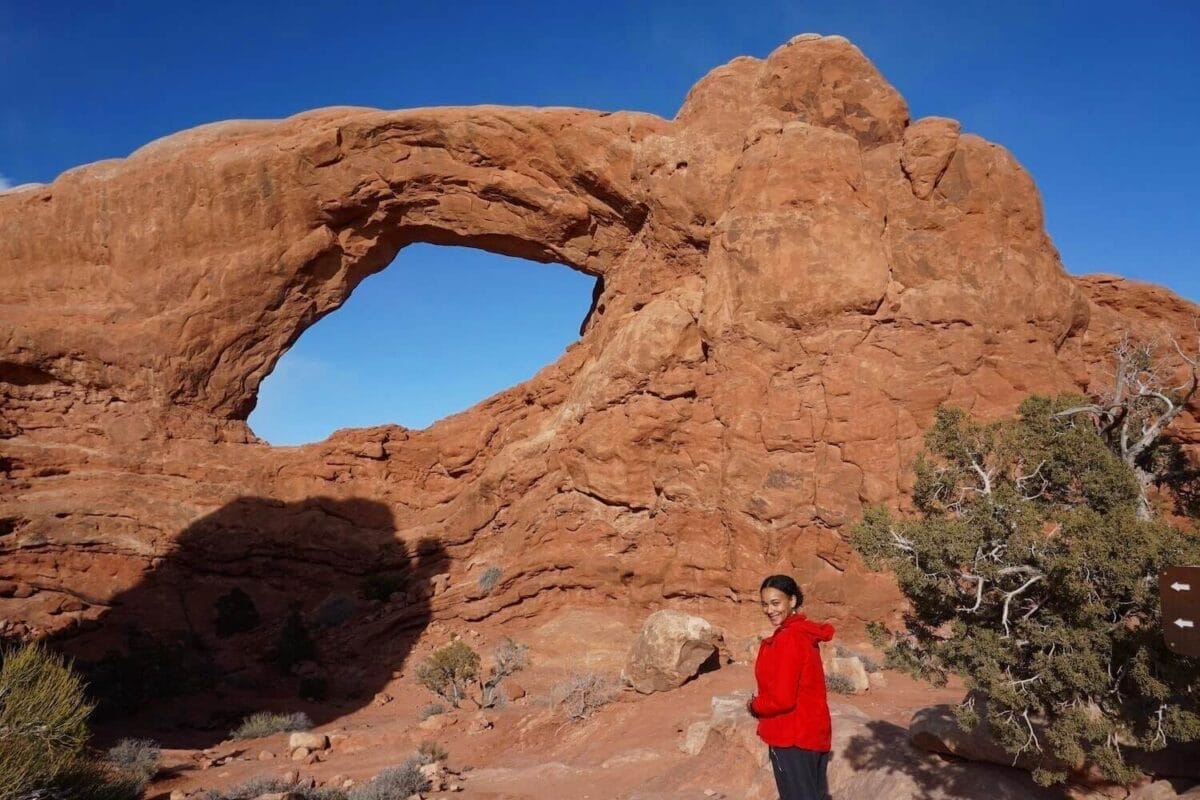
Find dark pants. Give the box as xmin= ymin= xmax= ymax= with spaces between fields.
xmin=768 ymin=746 xmax=831 ymax=800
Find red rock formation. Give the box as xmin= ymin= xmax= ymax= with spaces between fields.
xmin=1 ymin=35 xmax=1196 ymax=691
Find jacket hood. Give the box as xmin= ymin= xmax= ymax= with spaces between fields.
xmin=779 ymin=612 xmax=835 ymax=642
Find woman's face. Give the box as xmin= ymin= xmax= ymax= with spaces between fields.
xmin=760 ymin=587 xmax=797 ymax=627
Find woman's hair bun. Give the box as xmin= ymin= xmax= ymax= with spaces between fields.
xmin=759 ymin=574 xmax=803 ymax=606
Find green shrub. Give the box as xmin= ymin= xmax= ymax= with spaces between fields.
xmin=214 ymin=587 xmax=260 ymax=638
xmin=269 ymin=603 xmax=316 ymax=673
xmin=416 ymin=739 xmax=447 ymax=764
xmin=347 ymin=758 xmax=429 ymax=800
xmin=850 ymin=398 xmax=1200 ymax=785
xmin=478 ymin=566 xmax=502 ymax=594
xmin=480 ymin=637 xmax=529 ymax=708
xmin=415 ymin=640 xmax=480 ymax=708
xmin=419 ymin=702 xmax=444 ymax=720
xmin=0 ymin=644 xmax=93 ymax=799
xmin=105 ymin=738 xmax=160 ymax=790
xmin=360 ymin=571 xmax=409 ymax=603
xmin=37 ymin=760 xmax=142 ymax=800
xmin=203 ymin=775 xmax=346 ymax=800
xmin=550 ymin=671 xmax=616 ymax=720
xmin=826 ymin=673 xmax=856 ymax=695
xmin=229 ymin=710 xmax=312 ymax=740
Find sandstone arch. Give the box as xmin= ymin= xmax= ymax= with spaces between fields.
xmin=2 ymin=34 xmax=1197 ymax=666
xmin=1 ymin=106 xmax=660 ymax=421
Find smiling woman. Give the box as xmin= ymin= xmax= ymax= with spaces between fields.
xmin=247 ymin=243 xmax=596 ymax=445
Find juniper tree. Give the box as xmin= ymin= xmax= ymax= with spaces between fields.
xmin=851 ymin=397 xmax=1200 ymax=785
xmin=1056 ymin=331 xmax=1200 ymax=520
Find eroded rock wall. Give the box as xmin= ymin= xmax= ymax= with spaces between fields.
xmin=1 ymin=35 xmax=1196 ymax=665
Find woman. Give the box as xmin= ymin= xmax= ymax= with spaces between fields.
xmin=747 ymin=574 xmax=835 ymax=800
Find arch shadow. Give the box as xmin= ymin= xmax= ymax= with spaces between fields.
xmin=49 ymin=496 xmax=447 ymax=749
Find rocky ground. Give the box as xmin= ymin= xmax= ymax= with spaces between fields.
xmin=117 ymin=609 xmax=1195 ymax=800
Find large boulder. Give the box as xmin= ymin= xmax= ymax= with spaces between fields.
xmin=623 ymin=609 xmax=725 ymax=694
xmin=909 ymin=703 xmax=1042 ymax=772
xmin=1129 ymin=782 xmax=1199 ymax=799
xmin=913 ymin=702 xmax=1200 ymax=784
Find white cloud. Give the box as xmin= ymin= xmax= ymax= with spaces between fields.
xmin=0 ymin=173 xmax=10 ymax=191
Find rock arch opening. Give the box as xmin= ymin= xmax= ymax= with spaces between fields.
xmin=248 ymin=243 xmax=596 ymax=445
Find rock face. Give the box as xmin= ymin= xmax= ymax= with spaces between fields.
xmin=622 ymin=609 xmax=724 ymax=693
xmin=1 ymin=35 xmax=1197 ymax=715
xmin=910 ymin=704 xmax=1042 ymax=772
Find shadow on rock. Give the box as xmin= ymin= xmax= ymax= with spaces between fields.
xmin=838 ymin=717 xmax=1059 ymax=800
xmin=49 ymin=495 xmax=447 ymax=748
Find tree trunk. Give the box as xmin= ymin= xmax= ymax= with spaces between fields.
xmin=1133 ymin=464 xmax=1154 ymax=521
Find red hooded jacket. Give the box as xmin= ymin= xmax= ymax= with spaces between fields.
xmin=750 ymin=612 xmax=835 ymax=751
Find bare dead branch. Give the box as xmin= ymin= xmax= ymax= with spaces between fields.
xmin=1002 ymin=575 xmax=1043 ymax=637
xmin=958 ymin=572 xmax=986 ymax=613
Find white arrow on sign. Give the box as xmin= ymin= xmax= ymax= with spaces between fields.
xmin=1172 ymin=582 xmax=1192 ymax=592
xmin=1174 ymin=619 xmax=1195 ymax=629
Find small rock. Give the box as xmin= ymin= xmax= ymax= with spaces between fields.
xmin=373 ymin=691 xmax=393 ymax=706
xmin=355 ymin=440 xmax=385 ymax=459
xmin=327 ymin=774 xmax=347 ymax=788
xmin=170 ymin=791 xmax=187 ymax=800
xmin=259 ymin=749 xmax=275 ymax=760
xmin=467 ymin=711 xmax=494 ymax=734
xmin=288 ymin=731 xmax=330 ymax=751
xmin=830 ymin=656 xmax=870 ymax=693
xmin=502 ymin=680 xmax=526 ymax=701
xmin=704 ymin=791 xmax=718 ymax=798
xmin=680 ymin=720 xmax=713 ymax=755
xmin=198 ymin=757 xmax=213 ymax=770
xmin=291 ymin=746 xmax=310 ymax=761
xmin=419 ymin=762 xmax=441 ymax=778
xmin=710 ymin=691 xmax=752 ymax=721
xmin=280 ymin=769 xmax=299 ymax=784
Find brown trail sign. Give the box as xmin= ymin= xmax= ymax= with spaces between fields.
xmin=1160 ymin=566 xmax=1200 ymax=658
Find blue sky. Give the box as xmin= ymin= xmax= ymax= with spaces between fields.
xmin=2 ymin=2 xmax=1197 ymax=443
